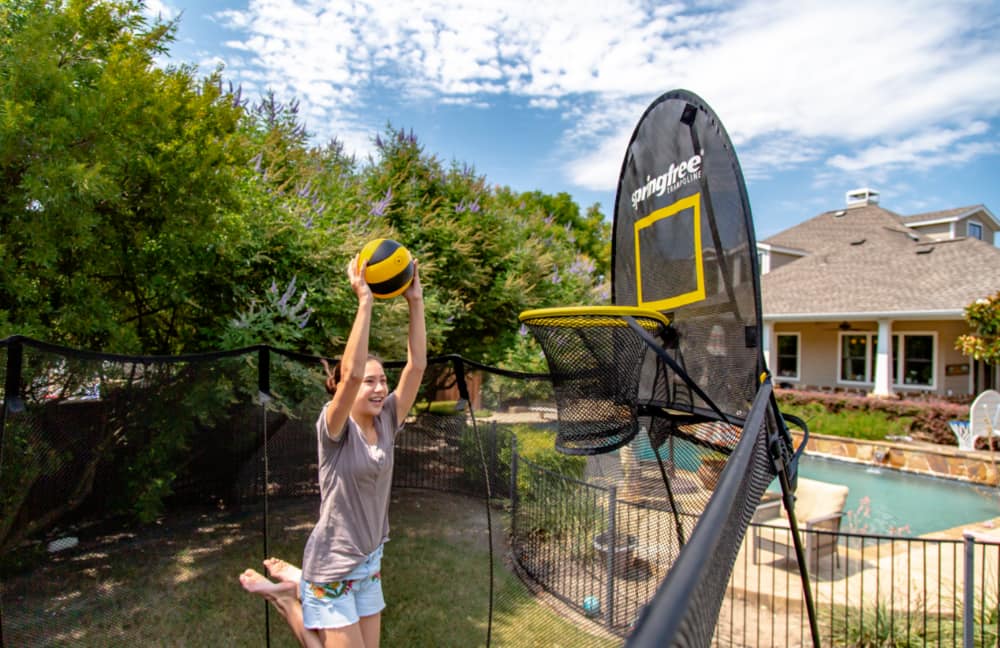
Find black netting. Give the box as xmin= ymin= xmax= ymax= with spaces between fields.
xmin=520 ymin=311 xmax=671 ymax=455
xmin=514 ymin=304 xmax=765 ymax=634
xmin=506 ymin=362 xmax=781 ymax=641
xmin=1 ymin=341 xmax=269 ymax=646
xmin=626 ymin=382 xmax=779 ymax=647
xmin=0 ymin=339 xmax=521 ymax=647
xmin=613 ymin=90 xmax=762 ymax=423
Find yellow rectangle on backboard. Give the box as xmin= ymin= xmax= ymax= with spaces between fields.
xmin=634 ymin=193 xmax=705 ymax=311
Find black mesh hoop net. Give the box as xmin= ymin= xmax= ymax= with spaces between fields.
xmin=518 ymin=306 xmax=673 ymax=456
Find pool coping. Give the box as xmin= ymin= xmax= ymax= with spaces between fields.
xmin=793 ymin=430 xmax=1000 ymax=488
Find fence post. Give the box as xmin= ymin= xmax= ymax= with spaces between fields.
xmin=490 ymin=421 xmax=498 ymax=496
xmin=2 ymin=336 xmax=24 ymax=416
xmin=963 ymin=532 xmax=975 ymax=648
xmin=510 ymin=436 xmax=518 ymax=542
xmin=606 ymin=485 xmax=617 ymax=628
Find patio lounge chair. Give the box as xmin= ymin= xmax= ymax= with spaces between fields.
xmin=752 ymin=477 xmax=849 ymax=571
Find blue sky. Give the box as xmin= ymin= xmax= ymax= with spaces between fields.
xmin=147 ymin=0 xmax=1000 ymax=240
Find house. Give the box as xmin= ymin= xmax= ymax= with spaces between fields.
xmin=759 ymin=189 xmax=1000 ymax=398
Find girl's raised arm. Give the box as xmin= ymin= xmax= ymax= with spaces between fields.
xmin=324 ymin=256 xmax=374 ymax=440
xmin=394 ymin=261 xmax=426 ymax=422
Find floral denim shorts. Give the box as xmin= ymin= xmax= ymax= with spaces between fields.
xmin=301 ymin=544 xmax=385 ymax=630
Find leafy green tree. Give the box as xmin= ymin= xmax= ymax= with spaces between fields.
xmin=361 ymin=126 xmax=610 ymax=365
xmin=515 ymin=189 xmax=612 ymax=281
xmin=218 ymin=103 xmax=430 ymax=360
xmin=0 ymin=0 xmax=260 ymax=548
xmin=0 ymin=0 xmax=250 ymax=353
xmin=956 ymin=290 xmax=1000 ymax=365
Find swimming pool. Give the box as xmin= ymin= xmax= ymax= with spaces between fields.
xmin=631 ymin=432 xmax=1000 ymax=537
xmin=779 ymin=455 xmax=1000 ymax=537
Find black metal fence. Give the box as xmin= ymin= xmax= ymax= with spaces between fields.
xmin=507 ymin=425 xmax=1000 ymax=646
xmin=511 ymin=447 xmax=694 ymax=635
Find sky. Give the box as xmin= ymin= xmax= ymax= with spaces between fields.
xmin=146 ymin=0 xmax=1000 ymax=240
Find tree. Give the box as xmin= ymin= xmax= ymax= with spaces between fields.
xmin=0 ymin=0 xmax=251 ymax=353
xmin=956 ymin=290 xmax=1000 ymax=366
xmin=0 ymin=1 xmax=262 ymax=544
xmin=0 ymin=4 xmax=611 ymax=367
xmin=346 ymin=126 xmax=610 ymax=365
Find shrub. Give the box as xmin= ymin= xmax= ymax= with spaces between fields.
xmin=501 ymin=425 xmax=599 ymax=540
xmin=505 ymin=425 xmax=585 ymax=494
xmin=825 ymin=598 xmax=947 ymax=647
xmin=776 ymin=388 xmax=969 ymax=445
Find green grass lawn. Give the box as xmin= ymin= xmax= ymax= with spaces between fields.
xmin=383 ymin=491 xmax=618 ymax=648
xmin=3 ymin=490 xmax=619 ymax=647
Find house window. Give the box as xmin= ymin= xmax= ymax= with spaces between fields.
xmin=968 ymin=221 xmax=983 ymax=240
xmin=775 ymin=333 xmax=800 ymax=380
xmin=839 ymin=333 xmax=875 ymax=383
xmin=891 ymin=333 xmax=935 ymax=388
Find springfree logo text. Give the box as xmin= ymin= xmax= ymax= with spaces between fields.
xmin=630 ymin=153 xmax=702 ymax=211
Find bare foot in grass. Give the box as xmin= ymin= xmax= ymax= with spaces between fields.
xmin=264 ymin=557 xmax=303 ymax=585
xmin=240 ymin=568 xmax=297 ymax=599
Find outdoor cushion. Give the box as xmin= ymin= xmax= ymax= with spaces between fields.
xmin=752 ymin=477 xmax=849 ymax=571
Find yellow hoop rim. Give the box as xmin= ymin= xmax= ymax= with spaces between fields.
xmin=519 ymin=305 xmax=670 ymax=327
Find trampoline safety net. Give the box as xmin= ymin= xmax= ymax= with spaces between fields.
xmin=1 ymin=335 xmax=796 ymax=647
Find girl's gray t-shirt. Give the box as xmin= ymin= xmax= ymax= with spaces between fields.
xmin=301 ymin=392 xmax=401 ymax=583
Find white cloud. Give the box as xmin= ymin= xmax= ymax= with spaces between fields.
xmin=175 ymin=0 xmax=1000 ymax=194
xmin=143 ymin=0 xmax=176 ymax=21
xmin=529 ymin=97 xmax=558 ymax=110
xmin=564 ymin=123 xmax=634 ymax=191
xmin=827 ymin=122 xmax=996 ymax=172
xmin=562 ymin=1 xmax=1000 ymax=192
xmin=739 ymin=136 xmax=824 ymax=181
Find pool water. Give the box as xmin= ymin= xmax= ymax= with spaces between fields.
xmin=630 ymin=432 xmax=1000 ymax=537
xmin=776 ymin=455 xmax=1000 ymax=537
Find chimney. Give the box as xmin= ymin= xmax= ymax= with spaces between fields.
xmin=846 ymin=188 xmax=879 ymax=208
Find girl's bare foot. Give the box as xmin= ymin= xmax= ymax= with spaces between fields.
xmin=264 ymin=557 xmax=303 ymax=585
xmin=239 ymin=569 xmax=321 ymax=648
xmin=240 ymin=569 xmax=297 ymax=600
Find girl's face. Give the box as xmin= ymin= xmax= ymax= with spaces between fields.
xmin=353 ymin=358 xmax=388 ymax=418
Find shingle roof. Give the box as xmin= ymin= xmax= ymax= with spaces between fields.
xmin=763 ymin=205 xmax=921 ymax=252
xmin=900 ymin=205 xmax=1000 ymax=228
xmin=900 ymin=206 xmax=982 ymax=225
xmin=760 ymin=204 xmax=1000 ymax=317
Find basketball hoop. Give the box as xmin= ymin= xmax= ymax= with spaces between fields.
xmin=519 ymin=306 xmax=671 ymax=455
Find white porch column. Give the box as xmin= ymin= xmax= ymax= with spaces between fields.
xmin=762 ymin=320 xmax=773 ymax=375
xmin=871 ymin=319 xmax=893 ymax=397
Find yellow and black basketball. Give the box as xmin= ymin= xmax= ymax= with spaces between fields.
xmin=358 ymin=238 xmax=414 ymax=299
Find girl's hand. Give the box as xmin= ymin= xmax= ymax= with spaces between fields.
xmin=349 ymin=254 xmax=373 ymax=302
xmin=404 ymin=259 xmax=423 ymax=302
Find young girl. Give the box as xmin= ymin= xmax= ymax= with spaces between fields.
xmin=241 ymin=253 xmax=425 ymax=648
